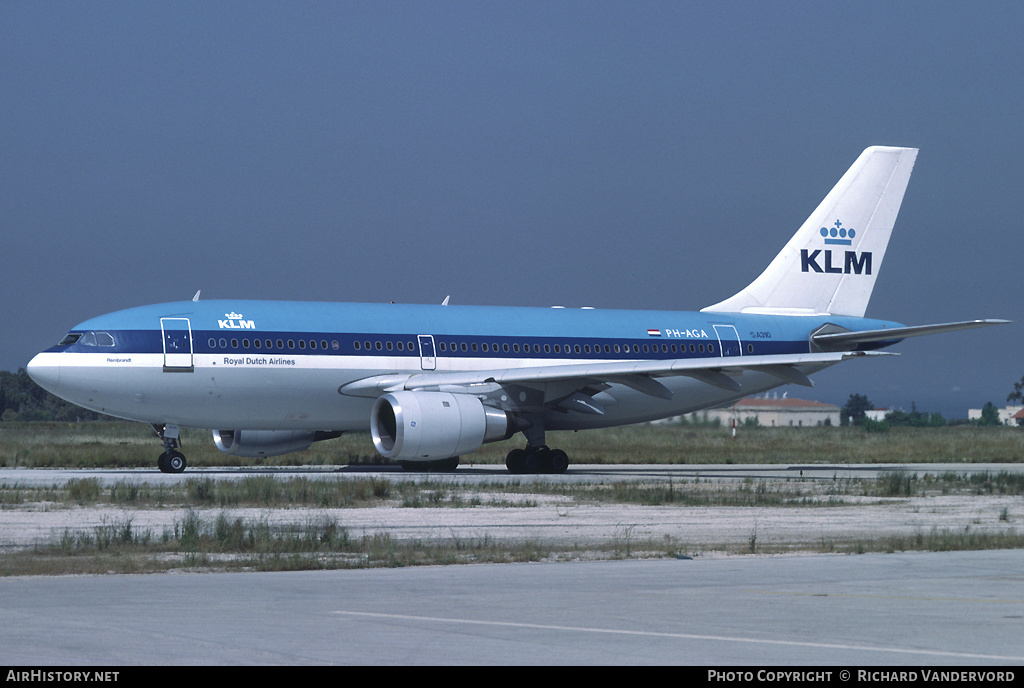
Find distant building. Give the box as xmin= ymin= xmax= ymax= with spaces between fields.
xmin=967 ymin=405 xmax=1024 ymax=426
xmin=666 ymin=395 xmax=841 ymax=427
xmin=866 ymin=408 xmax=892 ymax=422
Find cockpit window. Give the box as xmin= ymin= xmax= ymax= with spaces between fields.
xmin=58 ymin=333 xmax=82 ymax=346
xmin=79 ymin=331 xmax=116 ymax=347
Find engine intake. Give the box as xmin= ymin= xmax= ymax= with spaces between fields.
xmin=371 ymin=391 xmax=513 ymax=461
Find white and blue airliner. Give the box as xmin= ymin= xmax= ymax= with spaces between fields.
xmin=27 ymin=147 xmax=1007 ymax=473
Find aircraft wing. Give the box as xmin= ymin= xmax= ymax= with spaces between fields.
xmin=339 ymin=351 xmax=890 ymax=410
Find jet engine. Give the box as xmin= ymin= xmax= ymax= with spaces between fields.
xmin=212 ymin=429 xmax=340 ymax=457
xmin=371 ymin=391 xmax=513 ymax=461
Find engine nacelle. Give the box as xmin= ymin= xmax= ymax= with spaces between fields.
xmin=213 ymin=429 xmax=319 ymax=457
xmin=371 ymin=391 xmax=513 ymax=461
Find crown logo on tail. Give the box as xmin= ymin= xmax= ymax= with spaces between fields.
xmin=820 ymin=220 xmax=855 ymax=246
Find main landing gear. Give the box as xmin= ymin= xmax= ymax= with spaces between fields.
xmin=505 ymin=446 xmax=569 ymax=474
xmin=505 ymin=416 xmax=569 ymax=474
xmin=153 ymin=423 xmax=187 ymax=474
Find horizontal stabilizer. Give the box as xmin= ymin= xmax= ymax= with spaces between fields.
xmin=812 ymin=319 xmax=1010 ymax=348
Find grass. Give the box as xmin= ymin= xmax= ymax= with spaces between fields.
xmin=4 ymin=469 xmax=1024 ymax=512
xmin=2 ymin=421 xmax=1023 ymax=469
xmin=4 ymin=509 xmax=1021 ymax=577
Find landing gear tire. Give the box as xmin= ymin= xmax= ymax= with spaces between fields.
xmin=158 ymin=450 xmax=187 ymax=474
xmin=505 ymin=447 xmax=569 ymax=475
xmin=547 ymin=449 xmax=569 ymax=474
xmin=505 ymin=448 xmax=527 ymax=474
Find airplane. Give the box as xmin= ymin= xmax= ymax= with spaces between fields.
xmin=26 ymin=146 xmax=1008 ymax=474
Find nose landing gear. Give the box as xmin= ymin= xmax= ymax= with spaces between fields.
xmin=152 ymin=424 xmax=187 ymax=473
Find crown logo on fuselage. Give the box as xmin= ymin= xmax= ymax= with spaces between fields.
xmin=820 ymin=220 xmax=854 ymax=246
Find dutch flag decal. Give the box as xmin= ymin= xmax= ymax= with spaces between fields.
xmin=647 ymin=329 xmax=661 ymax=337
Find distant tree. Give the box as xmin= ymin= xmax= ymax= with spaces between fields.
xmin=885 ymin=403 xmax=946 ymax=428
xmin=842 ymin=393 xmax=873 ymax=426
xmin=979 ymin=401 xmax=1001 ymax=427
xmin=0 ymin=369 xmax=106 ymax=422
xmin=1009 ymin=376 xmax=1024 ymax=405
xmin=884 ymin=409 xmax=911 ymax=426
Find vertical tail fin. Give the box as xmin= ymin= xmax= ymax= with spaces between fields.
xmin=702 ymin=146 xmax=918 ymax=317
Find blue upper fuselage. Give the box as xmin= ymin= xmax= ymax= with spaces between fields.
xmin=45 ymin=299 xmax=905 ymax=362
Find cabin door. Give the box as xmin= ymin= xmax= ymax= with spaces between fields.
xmin=713 ymin=325 xmax=743 ymax=358
xmin=161 ymin=318 xmax=194 ymax=372
xmin=417 ymin=335 xmax=436 ymax=370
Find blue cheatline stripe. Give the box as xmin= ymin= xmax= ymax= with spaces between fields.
xmin=49 ymin=328 xmax=811 ymax=360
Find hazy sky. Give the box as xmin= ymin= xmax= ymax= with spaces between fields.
xmin=2 ymin=1 xmax=1021 ymax=419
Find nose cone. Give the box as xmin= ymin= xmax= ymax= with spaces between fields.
xmin=26 ymin=352 xmax=61 ymax=393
